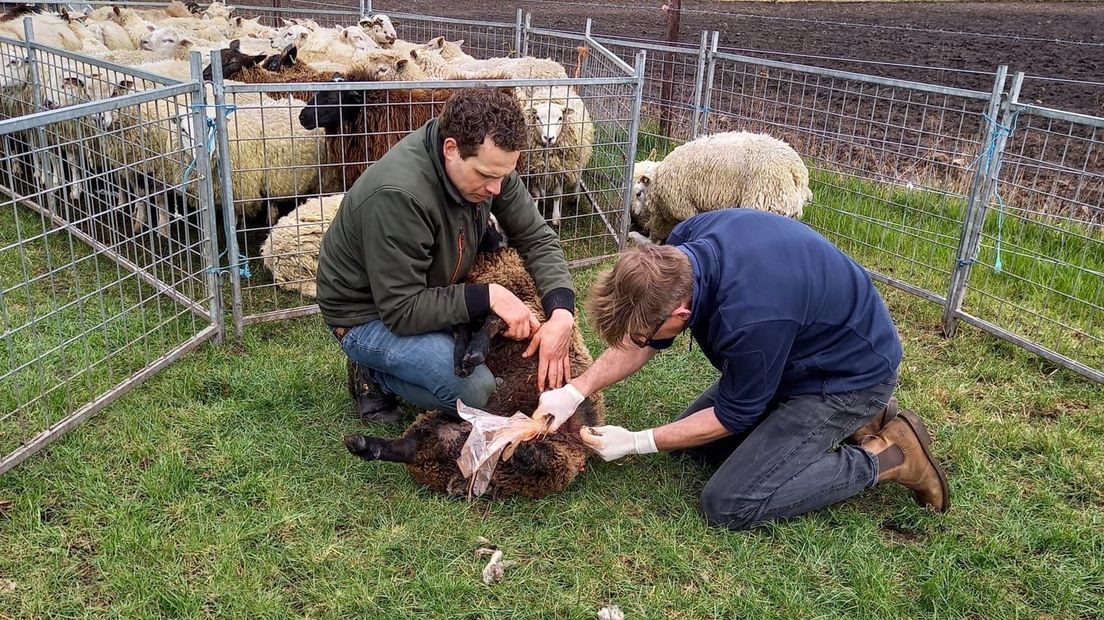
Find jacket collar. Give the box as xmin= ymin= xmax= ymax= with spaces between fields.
xmin=424 ymin=118 xmax=469 ymax=207
xmin=678 ymin=244 xmax=707 ymax=332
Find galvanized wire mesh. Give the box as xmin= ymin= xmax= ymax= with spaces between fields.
xmin=954 ymin=100 xmax=1104 ymax=378
xmin=0 ymin=39 xmax=218 ymax=472
xmin=703 ymin=53 xmax=999 ymax=304
xmin=204 ymin=40 xmax=637 ymax=327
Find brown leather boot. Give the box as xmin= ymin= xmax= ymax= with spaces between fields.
xmin=846 ymin=397 xmax=898 ymax=444
xmin=862 ymin=409 xmax=950 ymax=513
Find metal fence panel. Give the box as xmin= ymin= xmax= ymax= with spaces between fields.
xmin=951 ymin=78 xmax=1104 ymax=381
xmin=0 ymin=39 xmax=220 ymax=472
xmin=202 ymin=39 xmax=638 ymax=328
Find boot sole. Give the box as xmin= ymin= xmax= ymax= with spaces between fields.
xmin=898 ymin=409 xmax=951 ymax=513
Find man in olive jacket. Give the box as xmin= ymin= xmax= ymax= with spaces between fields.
xmin=316 ymin=88 xmax=577 ymax=421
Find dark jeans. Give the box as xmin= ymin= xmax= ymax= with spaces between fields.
xmin=676 ymin=375 xmax=897 ymax=530
xmin=331 ymin=320 xmax=496 ymax=415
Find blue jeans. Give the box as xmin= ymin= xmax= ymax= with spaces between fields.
xmin=676 ymin=374 xmax=897 ymax=530
xmin=332 ymin=320 xmax=496 ymax=415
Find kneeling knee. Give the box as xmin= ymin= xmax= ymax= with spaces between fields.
xmin=700 ymin=486 xmax=761 ymax=531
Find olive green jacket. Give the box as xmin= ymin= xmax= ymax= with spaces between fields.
xmin=316 ymin=118 xmax=575 ymax=333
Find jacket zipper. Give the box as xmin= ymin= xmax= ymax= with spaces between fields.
xmin=449 ymin=223 xmax=465 ymax=285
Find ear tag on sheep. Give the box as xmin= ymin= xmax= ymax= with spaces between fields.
xmin=456 ymin=400 xmax=548 ymax=499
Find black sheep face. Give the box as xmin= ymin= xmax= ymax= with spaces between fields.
xmin=202 ymin=39 xmax=265 ymax=82
xmin=299 ymin=77 xmax=364 ymax=133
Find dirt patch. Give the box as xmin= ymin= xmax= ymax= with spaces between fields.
xmin=380 ymin=0 xmax=1103 ymax=115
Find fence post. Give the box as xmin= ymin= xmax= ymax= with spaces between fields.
xmin=365 ymin=0 xmax=372 ymax=15
xmin=521 ymin=12 xmax=530 ymax=58
xmin=359 ymin=0 xmax=366 ymax=18
xmin=579 ymin=18 xmax=592 ymax=80
xmin=21 ymin=17 xmax=56 ymax=214
xmin=189 ymin=52 xmax=225 ymax=344
xmin=619 ymin=51 xmax=647 ymax=248
xmin=942 ymin=65 xmax=1013 ymax=337
xmin=689 ymin=30 xmax=709 ymax=140
xmin=698 ymin=31 xmax=719 ymax=136
xmin=513 ymin=8 xmax=523 ymax=56
xmin=207 ymin=49 xmax=246 ymax=341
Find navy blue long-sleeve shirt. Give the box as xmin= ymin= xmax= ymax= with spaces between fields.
xmin=650 ymin=210 xmax=902 ymax=437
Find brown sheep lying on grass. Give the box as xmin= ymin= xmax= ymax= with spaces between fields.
xmin=344 ymin=227 xmax=604 ymax=499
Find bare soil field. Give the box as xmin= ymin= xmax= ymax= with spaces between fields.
xmin=378 ymin=0 xmax=1103 ymax=114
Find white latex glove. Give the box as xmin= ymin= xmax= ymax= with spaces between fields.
xmin=531 ymin=383 xmax=585 ymax=432
xmin=579 ymin=425 xmax=658 ymax=462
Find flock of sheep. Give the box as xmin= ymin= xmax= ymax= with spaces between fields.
xmin=2 ymin=1 xmax=816 ymax=498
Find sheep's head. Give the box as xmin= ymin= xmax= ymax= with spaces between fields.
xmin=359 ymin=14 xmax=397 ymax=47
xmin=203 ymin=39 xmax=266 ymax=81
xmin=270 ymin=24 xmax=310 ymax=50
xmin=527 ymin=99 xmax=574 ymax=147
xmin=339 ymin=26 xmax=380 ymax=52
xmin=140 ymin=26 xmax=192 ymax=54
xmin=0 ymin=55 xmax=29 ymax=89
xmin=44 ymin=75 xmax=90 ymax=110
xmin=630 ymin=158 xmax=661 ymax=216
xmin=299 ymin=76 xmax=363 ymax=133
xmin=228 ymin=16 xmax=275 ymax=39
xmin=93 ymin=79 xmax=136 ymax=129
xmin=261 ymin=44 xmax=297 ymax=72
xmin=202 ymin=2 xmax=233 ymax=21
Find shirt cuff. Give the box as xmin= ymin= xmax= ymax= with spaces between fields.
xmin=464 ymin=283 xmax=490 ymax=321
xmin=541 ymin=287 xmax=576 ymax=317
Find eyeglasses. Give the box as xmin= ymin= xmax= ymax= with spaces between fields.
xmin=629 ymin=316 xmax=666 ymax=348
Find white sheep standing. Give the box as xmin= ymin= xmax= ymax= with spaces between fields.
xmin=520 ymin=86 xmax=594 ymax=227
xmin=260 ymin=193 xmax=343 ymax=297
xmin=632 ymin=131 xmax=813 ymax=242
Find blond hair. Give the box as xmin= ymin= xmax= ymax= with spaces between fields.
xmin=586 ymin=244 xmax=693 ymax=347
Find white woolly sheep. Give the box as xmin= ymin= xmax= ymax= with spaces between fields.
xmin=259 ymin=193 xmax=343 ymax=297
xmin=633 ymin=131 xmax=813 ymax=242
xmin=519 ymin=86 xmax=594 ymax=227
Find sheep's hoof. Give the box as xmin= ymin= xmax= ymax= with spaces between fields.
xmin=344 ymin=434 xmax=384 ymax=461
xmin=456 ymin=350 xmax=485 ymax=377
xmin=510 ymin=443 xmax=543 ymax=474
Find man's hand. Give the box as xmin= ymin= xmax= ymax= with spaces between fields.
xmin=579 ymin=425 xmax=658 ymax=462
xmin=531 ymin=383 xmax=585 ymax=433
xmin=489 ymin=283 xmax=541 ymax=341
xmin=523 ymin=308 xmax=574 ymax=390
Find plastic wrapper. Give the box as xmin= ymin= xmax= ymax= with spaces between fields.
xmin=456 ymin=400 xmax=549 ymax=498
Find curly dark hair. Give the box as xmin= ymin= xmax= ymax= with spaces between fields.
xmin=439 ymin=88 xmax=528 ymax=158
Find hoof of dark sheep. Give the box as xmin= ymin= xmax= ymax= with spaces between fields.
xmin=344 ymin=434 xmax=382 ymax=461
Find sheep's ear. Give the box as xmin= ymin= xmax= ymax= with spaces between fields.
xmin=563 ymin=106 xmax=575 ymax=117
xmin=640 ymin=174 xmax=651 ymax=185
xmin=282 ymin=44 xmax=297 ymax=65
xmin=229 ymin=39 xmax=241 ymax=51
xmin=279 ymin=18 xmax=292 ymax=26
xmin=63 ymin=75 xmax=85 ymax=88
xmin=180 ymin=38 xmax=194 ymax=48
xmin=453 ymin=38 xmax=464 ymax=47
xmin=146 ymin=24 xmax=156 ymax=31
xmin=409 ymin=49 xmax=418 ymax=59
xmin=330 ymin=72 xmax=344 ymax=82
xmin=234 ymin=16 xmax=243 ymax=25
xmin=297 ymin=31 xmax=309 ymax=41
xmin=647 ymin=147 xmax=658 ymax=161
xmin=395 ymin=58 xmax=408 ymax=72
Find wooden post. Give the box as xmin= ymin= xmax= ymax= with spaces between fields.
xmin=659 ymin=0 xmax=682 ymax=138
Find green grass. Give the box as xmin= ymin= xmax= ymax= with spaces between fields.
xmin=2 ymin=133 xmax=1103 ymax=617
xmin=1 ymin=270 xmax=1102 ymax=618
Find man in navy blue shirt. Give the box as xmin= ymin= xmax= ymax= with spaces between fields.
xmin=533 ymin=210 xmax=949 ymax=529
